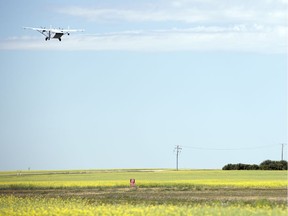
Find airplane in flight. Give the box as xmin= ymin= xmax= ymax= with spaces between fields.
xmin=23 ymin=26 xmax=84 ymax=41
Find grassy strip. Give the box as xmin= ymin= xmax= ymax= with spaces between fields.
xmin=1 ymin=187 xmax=286 ymax=206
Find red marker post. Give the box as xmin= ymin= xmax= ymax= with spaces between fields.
xmin=130 ymin=178 xmax=136 ymax=188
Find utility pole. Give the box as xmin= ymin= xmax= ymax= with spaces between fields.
xmin=174 ymin=145 xmax=182 ymax=171
xmin=281 ymin=143 xmax=286 ymax=161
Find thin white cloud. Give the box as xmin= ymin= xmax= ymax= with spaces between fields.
xmin=1 ymin=25 xmax=286 ymax=53
xmin=1 ymin=0 xmax=286 ymax=52
xmin=57 ymin=0 xmax=287 ymax=25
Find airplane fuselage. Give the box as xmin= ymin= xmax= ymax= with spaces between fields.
xmin=42 ymin=29 xmax=65 ymax=41
xmin=44 ymin=32 xmax=64 ymax=41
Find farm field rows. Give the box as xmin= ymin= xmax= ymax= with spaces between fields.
xmin=0 ymin=169 xmax=287 ymax=215
xmin=0 ymin=169 xmax=286 ymax=189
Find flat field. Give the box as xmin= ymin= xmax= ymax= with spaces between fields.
xmin=0 ymin=169 xmax=287 ymax=215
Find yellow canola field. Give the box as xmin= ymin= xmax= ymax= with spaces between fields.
xmin=1 ymin=170 xmax=287 ymax=189
xmin=138 ymin=179 xmax=287 ymax=188
xmin=0 ymin=195 xmax=287 ymax=216
xmin=0 ymin=179 xmax=286 ymax=189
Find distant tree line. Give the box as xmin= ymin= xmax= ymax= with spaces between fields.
xmin=222 ymin=160 xmax=287 ymax=170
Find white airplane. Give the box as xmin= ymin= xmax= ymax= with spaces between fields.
xmin=23 ymin=26 xmax=84 ymax=41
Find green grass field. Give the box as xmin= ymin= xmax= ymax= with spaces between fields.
xmin=0 ymin=169 xmax=287 ymax=215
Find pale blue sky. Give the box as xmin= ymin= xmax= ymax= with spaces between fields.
xmin=0 ymin=0 xmax=287 ymax=170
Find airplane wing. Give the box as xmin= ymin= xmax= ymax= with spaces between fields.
xmin=24 ymin=27 xmax=84 ymax=33
xmin=23 ymin=27 xmax=47 ymax=32
xmin=58 ymin=29 xmax=85 ymax=33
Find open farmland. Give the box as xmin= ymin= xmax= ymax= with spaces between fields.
xmin=0 ymin=169 xmax=287 ymax=215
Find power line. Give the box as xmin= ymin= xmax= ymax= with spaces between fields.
xmin=180 ymin=144 xmax=277 ymax=151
